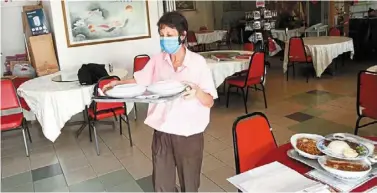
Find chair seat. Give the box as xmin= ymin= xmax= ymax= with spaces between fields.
xmin=289 ymin=55 xmax=312 ymax=63
xmin=1 ymin=113 xmax=23 ymax=131
xmin=226 ymin=75 xmax=261 ymax=87
xmin=88 ymin=107 xmax=125 ymax=120
xmin=362 ymin=107 xmax=377 ymax=120
xmin=20 ymin=98 xmax=31 ymax=111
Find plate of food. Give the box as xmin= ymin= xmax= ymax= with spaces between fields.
xmin=318 ymin=156 xmax=372 ymax=181
xmin=317 ymin=138 xmax=370 ymax=160
xmin=290 ymin=134 xmax=325 ymax=159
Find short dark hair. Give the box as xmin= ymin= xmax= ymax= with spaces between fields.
xmin=157 ymin=11 xmax=188 ymax=35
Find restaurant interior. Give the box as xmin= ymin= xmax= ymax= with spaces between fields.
xmin=1 ymin=0 xmax=377 ymax=192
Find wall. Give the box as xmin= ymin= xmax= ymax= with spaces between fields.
xmin=43 ymin=0 xmax=163 ymax=72
xmin=181 ymin=1 xmax=214 ymax=31
xmin=350 ymin=1 xmax=377 ymax=18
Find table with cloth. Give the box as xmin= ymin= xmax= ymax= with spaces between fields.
xmin=188 ymin=30 xmax=227 ymax=46
xmin=283 ymin=36 xmax=354 ymax=78
xmin=17 ymin=69 xmax=133 ymax=142
xmin=271 ymin=27 xmax=305 ymax=42
xmin=253 ymin=137 xmax=377 ymax=192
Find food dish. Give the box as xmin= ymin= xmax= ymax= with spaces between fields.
xmin=290 ymin=134 xmax=324 ymax=159
xmin=318 ymin=156 xmax=371 ymax=181
xmin=317 ymin=138 xmax=369 ymax=160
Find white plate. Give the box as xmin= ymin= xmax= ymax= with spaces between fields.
xmin=105 ymin=84 xmax=146 ymax=98
xmin=290 ymin=133 xmax=324 ymax=159
xmin=317 ymin=138 xmax=370 ymax=161
xmin=147 ymin=81 xmax=186 ymax=96
xmin=318 ymin=156 xmax=371 ymax=181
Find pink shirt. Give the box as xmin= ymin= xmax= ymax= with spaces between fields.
xmin=134 ymin=49 xmax=218 ymax=136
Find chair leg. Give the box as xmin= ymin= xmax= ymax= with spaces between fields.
xmin=240 ymin=88 xmax=248 ymax=114
xmin=292 ymin=63 xmax=296 ymax=79
xmin=133 ymin=104 xmax=137 ymax=120
xmin=226 ymin=85 xmax=231 ymax=108
xmin=354 ymin=116 xmax=363 ymax=135
xmin=24 ymin=119 xmax=32 ymax=143
xmin=261 ymin=83 xmax=267 ymax=109
xmin=286 ymin=64 xmax=289 ymax=81
xmin=245 ymin=86 xmax=249 ymax=100
xmin=91 ymin=123 xmax=100 ymax=156
xmin=21 ymin=129 xmax=29 ymax=157
xmin=119 ymin=115 xmax=123 ymax=135
xmin=122 ymin=114 xmax=133 ymax=147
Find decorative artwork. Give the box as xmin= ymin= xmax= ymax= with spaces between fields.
xmin=61 ymin=0 xmax=151 ymax=47
xmin=175 ymin=1 xmax=196 ymax=11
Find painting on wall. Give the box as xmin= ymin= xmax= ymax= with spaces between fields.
xmin=175 ymin=1 xmax=196 ymax=11
xmin=62 ymin=0 xmax=151 ymax=47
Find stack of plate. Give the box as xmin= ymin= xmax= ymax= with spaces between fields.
xmin=105 ymin=84 xmax=146 ymax=98
xmin=147 ymin=80 xmax=186 ymax=97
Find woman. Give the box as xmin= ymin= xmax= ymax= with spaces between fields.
xmin=103 ymin=12 xmax=217 ymax=192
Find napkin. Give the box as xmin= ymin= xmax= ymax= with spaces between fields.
xmin=228 ymin=162 xmax=323 ymax=192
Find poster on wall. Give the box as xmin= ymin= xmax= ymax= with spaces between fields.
xmin=61 ymin=0 xmax=151 ymax=47
xmin=25 ymin=8 xmax=50 ymax=36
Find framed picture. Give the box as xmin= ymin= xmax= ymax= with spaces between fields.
xmin=175 ymin=1 xmax=196 ymax=11
xmin=61 ymin=0 xmax=151 ymax=47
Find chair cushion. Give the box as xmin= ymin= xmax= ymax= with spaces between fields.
xmin=1 ymin=113 xmax=23 ymax=131
xmin=88 ymin=107 xmax=125 ymax=120
xmin=226 ymin=75 xmax=261 ymax=87
xmin=289 ymin=55 xmax=312 ymax=62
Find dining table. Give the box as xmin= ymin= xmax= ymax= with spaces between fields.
xmin=17 ymin=67 xmax=133 ymax=142
xmin=283 ymin=36 xmax=355 ymax=78
xmin=271 ymin=27 xmax=305 ymax=42
xmin=255 ymin=137 xmax=377 ymax=192
xmin=188 ymin=30 xmax=227 ymax=46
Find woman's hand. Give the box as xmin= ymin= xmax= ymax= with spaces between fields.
xmin=102 ymin=80 xmax=120 ymax=93
xmin=182 ymin=84 xmax=198 ymax=100
xmin=182 ymin=81 xmax=214 ymax=108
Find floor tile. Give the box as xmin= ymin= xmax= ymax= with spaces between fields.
xmin=306 ymin=90 xmax=330 ymax=95
xmin=1 ymin=182 xmax=34 ymax=192
xmin=199 ymin=174 xmax=224 ymax=192
xmin=1 ymin=171 xmax=32 ymax=191
xmin=203 ymin=165 xmax=237 ymax=192
xmin=289 ymin=117 xmax=353 ymax=136
xmin=64 ymin=165 xmax=96 ymax=186
xmin=68 ymin=178 xmax=105 ymax=192
xmin=97 ymin=169 xmax=134 ymax=189
xmin=30 ymin=154 xmax=59 ymax=170
xmin=1 ymin=158 xmax=31 ymax=178
xmin=33 ymin=174 xmax=67 ymax=192
xmin=136 ymin=175 xmax=154 ymax=192
xmin=106 ymin=180 xmax=143 ymax=192
xmin=286 ymin=112 xmax=314 ymax=122
xmin=59 ymin=155 xmax=90 ymax=173
xmin=201 ymin=155 xmax=226 ymax=173
xmin=31 ymin=163 xmax=63 ymax=182
xmin=301 ymin=108 xmax=326 ymax=117
xmin=88 ymin=153 xmax=124 ymax=176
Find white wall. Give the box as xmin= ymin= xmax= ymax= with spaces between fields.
xmin=44 ymin=0 xmax=163 ymax=72
xmin=181 ymin=1 xmax=214 ymax=31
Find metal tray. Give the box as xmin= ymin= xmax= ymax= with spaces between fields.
xmin=92 ymin=92 xmax=184 ymax=104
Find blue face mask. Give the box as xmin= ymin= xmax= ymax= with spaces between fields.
xmin=160 ymin=37 xmax=181 ymax=54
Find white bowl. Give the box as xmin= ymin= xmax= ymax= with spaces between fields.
xmin=106 ymin=84 xmax=146 ymax=98
xmin=147 ymin=81 xmax=186 ymax=96
xmin=318 ymin=156 xmax=371 ymax=181
xmin=290 ymin=133 xmax=325 ymax=159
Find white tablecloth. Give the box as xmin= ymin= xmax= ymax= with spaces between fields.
xmin=17 ymin=69 xmax=133 ymax=142
xmin=283 ymin=36 xmax=354 ymax=77
xmin=271 ymin=27 xmax=305 ymax=42
xmin=189 ymin=30 xmax=227 ymax=46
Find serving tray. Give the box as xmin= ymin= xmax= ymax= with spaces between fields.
xmin=92 ymin=91 xmax=185 ymax=104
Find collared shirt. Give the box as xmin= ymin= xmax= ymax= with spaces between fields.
xmin=133 ymin=48 xmax=218 ymax=136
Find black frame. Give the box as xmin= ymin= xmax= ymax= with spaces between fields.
xmin=225 ymin=52 xmax=267 ymax=114
xmin=1 ymin=79 xmax=32 ymax=156
xmin=286 ymin=36 xmax=314 ymax=83
xmin=354 ymin=70 xmax=377 ymax=135
xmin=232 ymin=112 xmax=277 ymax=175
xmin=88 ymin=76 xmax=133 ymax=148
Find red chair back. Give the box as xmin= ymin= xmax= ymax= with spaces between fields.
xmin=243 ymin=52 xmax=265 ymax=87
xmin=187 ymin=31 xmax=198 ymax=44
xmin=288 ymin=37 xmax=309 ymax=62
xmin=243 ymin=43 xmax=254 ymax=51
xmin=199 ymin=26 xmax=208 ymax=31
xmin=357 ymin=70 xmax=377 ymax=119
xmin=1 ymin=79 xmax=21 ymax=111
xmin=134 ymin=54 xmax=150 ymax=72
xmin=232 ymin=112 xmax=277 ymax=174
xmin=93 ymin=76 xmax=124 ymax=112
xmin=329 ymin=27 xmax=341 ymax=36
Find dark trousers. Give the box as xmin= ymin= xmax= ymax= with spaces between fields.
xmin=152 ymin=130 xmax=204 ymax=192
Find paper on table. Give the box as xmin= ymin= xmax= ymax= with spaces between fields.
xmin=227 ymin=162 xmax=323 ymax=192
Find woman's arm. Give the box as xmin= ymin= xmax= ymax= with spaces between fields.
xmin=195 ymin=89 xmax=214 ymax=108
xmin=118 ymin=78 xmax=136 ymax=85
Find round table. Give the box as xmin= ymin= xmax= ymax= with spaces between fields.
xmin=283 ymin=36 xmax=355 ymax=77
xmin=255 ymin=137 xmax=377 ymax=192
xmin=189 ymin=30 xmax=227 ymax=46
xmin=18 ymin=69 xmax=133 ymax=142
xmin=199 ymin=50 xmax=254 ymax=88
xmin=271 ymin=27 xmax=305 ymax=42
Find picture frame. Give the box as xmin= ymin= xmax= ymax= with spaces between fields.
xmin=61 ymin=0 xmax=151 ymax=47
xmin=175 ymin=1 xmax=196 ymax=11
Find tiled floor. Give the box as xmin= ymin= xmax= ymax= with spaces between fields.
xmin=1 ymin=54 xmax=377 ymax=192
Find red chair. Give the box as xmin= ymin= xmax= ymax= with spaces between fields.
xmin=232 ymin=112 xmax=277 ymax=174
xmin=329 ymin=27 xmax=341 ymax=36
xmin=86 ymin=76 xmax=133 ymax=155
xmin=225 ymin=52 xmax=267 ymax=114
xmin=243 ymin=43 xmax=254 ymax=51
xmin=12 ymin=77 xmax=31 ymax=111
xmin=354 ymin=70 xmax=377 ymax=135
xmin=199 ymin=26 xmax=208 ymax=31
xmin=1 ymin=79 xmax=32 ymax=156
xmin=287 ymin=37 xmax=314 ymax=83
xmin=133 ymin=54 xmax=150 ymax=120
